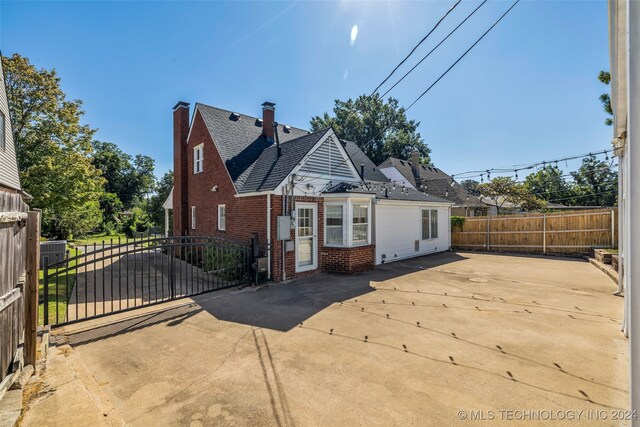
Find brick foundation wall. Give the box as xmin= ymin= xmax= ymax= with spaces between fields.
xmin=322 ymin=244 xmax=375 ymax=274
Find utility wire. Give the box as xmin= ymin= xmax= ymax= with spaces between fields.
xmin=370 ymin=0 xmax=462 ymax=96
xmin=381 ymin=0 xmax=488 ymax=98
xmin=303 ymin=0 xmax=520 ymax=187
xmin=406 ymin=0 xmax=520 ymax=111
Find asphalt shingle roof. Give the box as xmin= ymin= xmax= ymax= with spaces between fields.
xmin=196 ymin=103 xmax=436 ymax=197
xmin=378 ymin=157 xmax=485 ymax=207
xmin=341 ymin=140 xmax=390 ymax=183
xmin=323 ymin=182 xmax=451 ymax=203
xmin=239 ymin=128 xmax=331 ymax=193
xmin=196 ymin=103 xmax=309 ymax=191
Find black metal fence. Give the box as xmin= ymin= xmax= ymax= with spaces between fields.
xmin=41 ymin=236 xmax=251 ymax=326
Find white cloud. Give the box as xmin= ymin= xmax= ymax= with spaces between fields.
xmin=343 ymin=69 xmax=349 ymax=80
xmin=350 ymin=25 xmax=358 ymax=46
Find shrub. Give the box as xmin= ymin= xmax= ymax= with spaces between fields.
xmin=451 ymin=216 xmax=466 ymax=231
xmin=202 ymin=246 xmax=245 ymax=280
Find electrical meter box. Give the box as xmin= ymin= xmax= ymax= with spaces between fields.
xmin=277 ymin=215 xmax=291 ymax=240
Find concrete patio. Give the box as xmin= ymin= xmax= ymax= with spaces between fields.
xmin=21 ymin=251 xmax=629 ymax=426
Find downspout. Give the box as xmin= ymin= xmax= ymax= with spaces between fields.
xmin=267 ymin=193 xmax=271 ymax=280
xmin=282 ymin=184 xmax=287 ymax=281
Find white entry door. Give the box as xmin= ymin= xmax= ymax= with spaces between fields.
xmin=296 ymin=203 xmax=317 ymax=272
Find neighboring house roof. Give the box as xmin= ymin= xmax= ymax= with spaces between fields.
xmin=480 ymin=196 xmax=520 ymax=209
xmin=324 ymin=182 xmax=451 ymax=203
xmin=378 ymin=157 xmax=484 ymax=208
xmin=0 ymin=55 xmax=22 ymax=191
xmin=341 ymin=140 xmax=390 ymax=183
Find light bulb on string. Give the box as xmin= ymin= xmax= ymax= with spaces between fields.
xmin=480 ymin=174 xmax=484 ymax=183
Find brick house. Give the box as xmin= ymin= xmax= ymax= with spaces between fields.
xmin=165 ymin=101 xmax=452 ymax=281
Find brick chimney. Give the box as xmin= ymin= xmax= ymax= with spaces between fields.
xmin=410 ymin=151 xmax=422 ymax=188
xmin=262 ymin=101 xmax=276 ymax=142
xmin=173 ymin=101 xmax=190 ymax=236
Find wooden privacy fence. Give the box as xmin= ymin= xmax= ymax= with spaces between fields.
xmin=0 ymin=192 xmax=28 ymax=391
xmin=452 ymin=208 xmax=617 ymax=256
xmin=0 ymin=191 xmax=38 ymax=401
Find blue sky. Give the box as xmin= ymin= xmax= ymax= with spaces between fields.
xmin=0 ymin=0 xmax=611 ymax=180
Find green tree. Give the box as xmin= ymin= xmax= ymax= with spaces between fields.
xmin=479 ymin=177 xmax=545 ymax=215
xmin=524 ymin=166 xmax=573 ymax=203
xmin=99 ymin=192 xmax=124 ymax=232
xmin=460 ymin=179 xmax=481 ymax=197
xmin=598 ymin=71 xmax=613 ymax=126
xmin=2 ymin=53 xmax=104 ymax=238
xmin=310 ymin=94 xmax=431 ymax=165
xmin=570 ymin=155 xmax=617 ymax=206
xmin=91 ymin=141 xmax=156 ymax=208
xmin=146 ymin=171 xmax=173 ymax=228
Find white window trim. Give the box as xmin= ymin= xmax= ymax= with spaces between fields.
xmin=295 ymin=203 xmax=318 ymax=273
xmin=191 ymin=206 xmax=196 ymax=230
xmin=324 ymin=202 xmax=346 ymax=247
xmin=193 ymin=144 xmax=204 ymax=174
xmin=323 ymin=198 xmax=371 ymax=247
xmin=421 ymin=208 xmax=439 ymax=241
xmin=218 ymin=204 xmax=226 ymax=231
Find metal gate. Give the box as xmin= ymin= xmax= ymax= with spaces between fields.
xmin=41 ymin=236 xmax=251 ymax=326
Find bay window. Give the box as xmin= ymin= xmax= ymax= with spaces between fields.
xmin=325 ymin=205 xmax=344 ymax=245
xmin=324 ymin=198 xmax=371 ymax=247
xmin=352 ymin=204 xmax=369 ymax=244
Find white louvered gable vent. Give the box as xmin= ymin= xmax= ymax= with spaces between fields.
xmin=299 ymin=137 xmax=357 ymax=180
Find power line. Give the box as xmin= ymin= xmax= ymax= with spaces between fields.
xmin=381 ymin=0 xmax=488 ymax=98
xmin=406 ymin=0 xmax=521 ymax=111
xmin=451 ymin=150 xmax=614 ymax=181
xmin=370 ymin=0 xmax=462 ymax=96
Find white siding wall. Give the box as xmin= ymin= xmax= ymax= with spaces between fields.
xmin=374 ymin=202 xmax=450 ymax=265
xmin=0 ymin=59 xmax=21 ymax=190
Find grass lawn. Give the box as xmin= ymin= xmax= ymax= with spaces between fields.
xmin=39 ymin=245 xmax=81 ymax=326
xmin=606 ymin=248 xmax=619 ymax=254
xmin=71 ymin=232 xmax=127 ymax=246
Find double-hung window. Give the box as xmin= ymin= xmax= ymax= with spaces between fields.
xmin=325 ymin=205 xmax=344 ymax=245
xmin=325 ymin=199 xmax=370 ymax=247
xmin=218 ymin=205 xmax=226 ymax=231
xmin=193 ymin=144 xmax=203 ymax=174
xmin=352 ymin=204 xmax=369 ymax=244
xmin=422 ymin=209 xmax=439 ymax=240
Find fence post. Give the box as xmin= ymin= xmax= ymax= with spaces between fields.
xmin=543 ymin=214 xmax=547 ymax=254
xmin=24 ymin=210 xmax=40 ymax=367
xmin=611 ymin=209 xmax=615 ymax=248
xmin=486 ymin=217 xmax=491 ymax=251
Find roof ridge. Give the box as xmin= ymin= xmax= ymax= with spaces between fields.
xmin=196 ymin=102 xmax=309 ymax=134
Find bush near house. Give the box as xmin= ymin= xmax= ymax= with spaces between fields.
xmin=451 ymin=216 xmax=466 ymax=231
